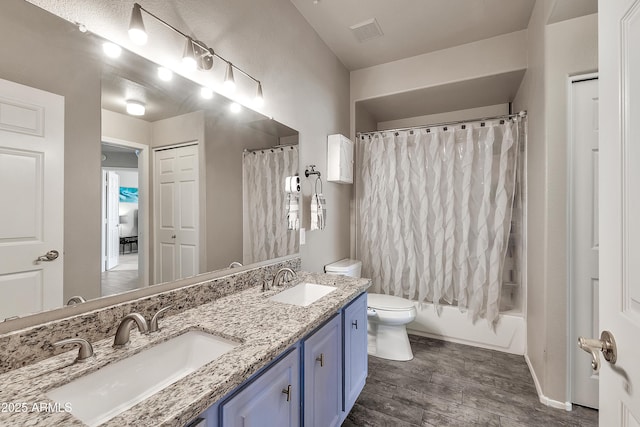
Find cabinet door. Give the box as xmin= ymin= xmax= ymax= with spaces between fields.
xmin=303 ymin=314 xmax=342 ymax=427
xmin=343 ymin=293 xmax=367 ymax=417
xmin=221 ymin=347 xmax=300 ymax=427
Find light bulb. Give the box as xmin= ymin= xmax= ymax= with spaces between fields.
xmin=254 ymin=82 xmax=264 ymax=107
xmin=200 ymin=87 xmax=214 ymax=99
xmin=157 ymin=67 xmax=173 ymax=82
xmin=126 ymin=100 xmax=145 ymax=116
xmin=128 ymin=4 xmax=147 ymax=45
xmin=224 ymin=62 xmax=236 ymax=92
xmin=102 ymin=42 xmax=122 ymax=59
xmin=230 ymin=102 xmax=241 ymax=113
xmin=182 ymin=37 xmax=197 ymax=71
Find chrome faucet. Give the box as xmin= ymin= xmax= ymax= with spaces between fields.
xmin=229 ymin=261 xmax=243 ymax=268
xmin=66 ymin=296 xmax=86 ymax=305
xmin=113 ymin=313 xmax=149 ymax=348
xmin=272 ymin=267 xmax=297 ymax=288
xmin=53 ymin=338 xmax=94 ymax=362
xmin=149 ymin=306 xmax=172 ymax=333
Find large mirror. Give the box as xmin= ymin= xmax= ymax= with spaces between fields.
xmin=0 ymin=0 xmax=299 ymax=321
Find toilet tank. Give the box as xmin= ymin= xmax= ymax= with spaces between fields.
xmin=324 ymin=259 xmax=362 ymax=278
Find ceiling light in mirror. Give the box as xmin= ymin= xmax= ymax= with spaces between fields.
xmin=230 ymin=102 xmax=241 ymax=113
xmin=157 ymin=67 xmax=173 ymax=82
xmin=200 ymin=87 xmax=214 ymax=99
xmin=128 ymin=3 xmax=147 ymax=45
xmin=102 ymin=42 xmax=122 ymax=59
xmin=126 ymin=100 xmax=146 ymax=116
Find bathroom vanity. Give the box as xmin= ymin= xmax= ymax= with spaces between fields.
xmin=0 ymin=271 xmax=369 ymax=427
xmin=210 ymin=292 xmax=367 ymax=427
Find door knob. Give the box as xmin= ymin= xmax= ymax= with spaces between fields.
xmin=36 ymin=250 xmax=59 ymax=263
xmin=578 ymin=330 xmax=617 ymax=372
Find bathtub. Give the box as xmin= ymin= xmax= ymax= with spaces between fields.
xmin=406 ymin=302 xmax=525 ymax=355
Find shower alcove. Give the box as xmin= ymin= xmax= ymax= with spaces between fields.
xmin=353 ymin=69 xmax=527 ymax=354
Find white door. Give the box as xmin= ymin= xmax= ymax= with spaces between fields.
xmin=0 ymin=78 xmax=64 ymax=319
xmin=570 ymin=77 xmax=599 ymax=409
xmin=598 ymin=0 xmax=640 ymax=423
xmin=154 ymin=144 xmax=199 ymax=284
xmin=105 ymin=171 xmax=120 ymax=270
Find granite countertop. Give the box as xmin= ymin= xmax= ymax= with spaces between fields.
xmin=0 ymin=272 xmax=370 ymax=427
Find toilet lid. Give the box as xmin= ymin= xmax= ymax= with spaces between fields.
xmin=367 ymin=293 xmax=414 ymax=311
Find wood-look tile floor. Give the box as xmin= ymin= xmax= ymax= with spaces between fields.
xmin=101 ymin=253 xmax=140 ymax=297
xmin=343 ymin=335 xmax=598 ymax=427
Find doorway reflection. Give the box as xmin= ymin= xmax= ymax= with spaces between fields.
xmin=101 ymin=142 xmax=142 ymax=296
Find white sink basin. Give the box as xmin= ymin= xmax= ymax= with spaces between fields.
xmin=269 ymin=283 xmax=336 ymax=307
xmin=47 ymin=331 xmax=239 ymax=426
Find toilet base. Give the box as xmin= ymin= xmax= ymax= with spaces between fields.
xmin=367 ymin=322 xmax=414 ymax=361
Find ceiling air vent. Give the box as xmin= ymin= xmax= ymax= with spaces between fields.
xmin=349 ymin=18 xmax=383 ymax=43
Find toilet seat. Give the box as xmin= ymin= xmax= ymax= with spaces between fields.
xmin=367 ymin=293 xmax=414 ymax=311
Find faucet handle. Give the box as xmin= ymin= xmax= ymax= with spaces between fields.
xmin=149 ymin=306 xmax=172 ymax=333
xmin=53 ymin=338 xmax=95 ymax=362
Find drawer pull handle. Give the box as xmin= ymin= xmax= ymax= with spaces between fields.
xmin=316 ymin=353 xmax=324 ymax=367
xmin=352 ymin=320 xmax=358 ymax=329
xmin=282 ymin=384 xmax=292 ymax=402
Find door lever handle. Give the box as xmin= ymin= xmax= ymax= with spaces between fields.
xmin=578 ymin=330 xmax=617 ymax=372
xmin=36 ymin=250 xmax=59 ymax=263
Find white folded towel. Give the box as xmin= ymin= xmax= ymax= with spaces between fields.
xmin=310 ymin=193 xmax=326 ymax=230
xmin=287 ymin=194 xmax=299 ymax=230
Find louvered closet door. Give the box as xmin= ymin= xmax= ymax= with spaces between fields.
xmin=154 ymin=144 xmax=199 ymax=284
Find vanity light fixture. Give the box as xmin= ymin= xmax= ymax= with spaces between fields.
xmin=200 ymin=87 xmax=214 ymax=99
xmin=126 ymin=100 xmax=146 ymax=116
xmin=224 ymin=62 xmax=236 ymax=92
xmin=157 ymin=66 xmax=173 ymax=82
xmin=126 ymin=3 xmax=264 ymax=106
xmin=254 ymin=82 xmax=264 ymax=107
xmin=102 ymin=41 xmax=122 ymax=58
xmin=230 ymin=102 xmax=241 ymax=113
xmin=182 ymin=37 xmax=198 ymax=71
xmin=128 ymin=3 xmax=147 ymax=45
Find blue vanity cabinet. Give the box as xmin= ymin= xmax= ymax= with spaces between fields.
xmin=220 ymin=347 xmax=300 ymax=427
xmin=342 ymin=292 xmax=368 ymax=421
xmin=303 ymin=314 xmax=342 ymax=427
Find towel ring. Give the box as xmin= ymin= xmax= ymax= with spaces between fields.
xmin=315 ymin=176 xmax=323 ymax=194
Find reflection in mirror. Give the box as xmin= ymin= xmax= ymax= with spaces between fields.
xmin=0 ymin=0 xmax=298 ymax=322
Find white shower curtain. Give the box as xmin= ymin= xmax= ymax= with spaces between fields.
xmin=243 ymin=146 xmax=299 ymax=264
xmin=356 ymin=119 xmax=522 ymax=324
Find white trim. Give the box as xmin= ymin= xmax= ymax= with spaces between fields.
xmin=524 ymin=354 xmax=573 ymax=411
xmin=566 ymin=72 xmax=599 ymax=407
xmin=101 ymin=136 xmax=150 ymax=289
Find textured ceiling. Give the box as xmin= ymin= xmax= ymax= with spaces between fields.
xmin=290 ymin=0 xmax=536 ymax=70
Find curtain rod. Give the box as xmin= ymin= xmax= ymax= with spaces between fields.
xmin=356 ymin=111 xmax=527 ymax=137
xmin=243 ymin=144 xmax=298 ymax=154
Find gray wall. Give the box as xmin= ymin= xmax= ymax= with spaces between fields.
xmin=513 ymin=1 xmax=598 ymax=402
xmin=204 ymin=116 xmax=276 ymax=271
xmin=0 ymin=0 xmax=102 ymax=301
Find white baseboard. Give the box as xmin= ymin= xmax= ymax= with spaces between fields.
xmin=524 ymin=354 xmax=572 ymax=411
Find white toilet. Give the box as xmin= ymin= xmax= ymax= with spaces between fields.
xmin=366 ymin=293 xmax=416 ymax=361
xmin=324 ymin=259 xmax=417 ymax=361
